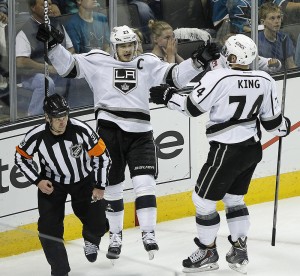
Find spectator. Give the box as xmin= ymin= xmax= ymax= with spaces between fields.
xmin=294 ymin=32 xmax=300 ymax=67
xmin=258 ymin=2 xmax=297 ymax=69
xmin=0 ymin=0 xmax=7 ymax=24
xmin=52 ymin=0 xmax=79 ymax=15
xmin=65 ymin=0 xmax=110 ymax=53
xmin=0 ymin=0 xmax=8 ymax=99
xmin=148 ymin=19 xmax=184 ymax=63
xmin=16 ymin=0 xmax=75 ymax=116
xmin=128 ymin=0 xmax=155 ymax=43
xmin=147 ymin=0 xmax=162 ymax=20
xmin=223 ymin=0 xmax=300 ymax=34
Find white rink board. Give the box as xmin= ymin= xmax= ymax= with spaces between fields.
xmin=0 ymin=78 xmax=300 ymax=231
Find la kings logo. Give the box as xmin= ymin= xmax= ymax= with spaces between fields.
xmin=113 ymin=68 xmax=137 ymax=94
xmin=70 ymin=143 xmax=83 ymax=158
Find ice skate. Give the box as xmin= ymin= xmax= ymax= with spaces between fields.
xmin=142 ymin=231 xmax=159 ymax=260
xmin=226 ymin=235 xmax=249 ymax=274
xmin=83 ymin=240 xmax=99 ymax=263
xmin=182 ymin=237 xmax=219 ymax=273
xmin=106 ymin=231 xmax=122 ymax=264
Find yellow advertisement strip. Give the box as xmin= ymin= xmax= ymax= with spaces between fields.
xmin=1 ymin=172 xmax=299 ymax=258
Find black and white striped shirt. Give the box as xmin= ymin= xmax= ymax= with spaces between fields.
xmin=15 ymin=118 xmax=111 ymax=188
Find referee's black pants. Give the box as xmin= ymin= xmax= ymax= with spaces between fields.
xmin=37 ymin=175 xmax=107 ymax=276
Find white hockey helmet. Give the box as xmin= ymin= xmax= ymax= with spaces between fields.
xmin=110 ymin=25 xmax=137 ymax=59
xmin=222 ymin=34 xmax=257 ymax=65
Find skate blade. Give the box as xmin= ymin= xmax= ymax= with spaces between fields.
xmin=106 ymin=252 xmax=120 ymax=260
xmin=228 ymin=262 xmax=248 ymax=274
xmin=182 ymin=262 xmax=219 ymax=273
xmin=147 ymin=249 xmax=158 ymax=260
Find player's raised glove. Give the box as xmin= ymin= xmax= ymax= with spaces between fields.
xmin=191 ymin=41 xmax=220 ymax=69
xmin=150 ymin=84 xmax=177 ymax=105
xmin=36 ymin=23 xmax=64 ymax=50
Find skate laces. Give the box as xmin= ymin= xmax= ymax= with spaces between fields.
xmin=142 ymin=231 xmax=156 ymax=245
xmin=110 ymin=232 xmax=122 ymax=247
xmin=84 ymin=240 xmax=98 ymax=255
xmin=189 ymin=247 xmax=206 ymax=263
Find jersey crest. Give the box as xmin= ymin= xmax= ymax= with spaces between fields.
xmin=70 ymin=143 xmax=83 ymax=158
xmin=113 ymin=68 xmax=137 ymax=94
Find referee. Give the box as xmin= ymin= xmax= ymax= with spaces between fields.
xmin=15 ymin=94 xmax=111 ymax=276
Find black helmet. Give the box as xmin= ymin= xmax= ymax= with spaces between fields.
xmin=43 ymin=93 xmax=69 ymax=118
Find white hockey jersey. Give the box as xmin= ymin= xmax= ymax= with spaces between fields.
xmin=49 ymin=45 xmax=203 ymax=133
xmin=168 ymin=67 xmax=288 ymax=144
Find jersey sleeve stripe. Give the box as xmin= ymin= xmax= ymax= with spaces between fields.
xmin=16 ymin=146 xmax=33 ymax=159
xmin=206 ymin=117 xmax=257 ymax=135
xmin=260 ymin=113 xmax=282 ymax=131
xmin=186 ymin=95 xmax=205 ymax=117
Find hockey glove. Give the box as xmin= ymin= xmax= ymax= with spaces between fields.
xmin=281 ymin=116 xmax=291 ymax=137
xmin=150 ymin=84 xmax=177 ymax=105
xmin=191 ymin=41 xmax=220 ymax=69
xmin=36 ymin=23 xmax=64 ymax=50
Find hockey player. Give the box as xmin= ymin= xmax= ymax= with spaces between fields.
xmin=150 ymin=34 xmax=291 ymax=274
xmin=15 ymin=94 xmax=111 ymax=276
xmin=35 ymin=24 xmax=220 ymax=261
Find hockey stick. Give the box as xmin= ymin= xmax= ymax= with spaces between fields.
xmin=271 ymin=35 xmax=288 ymax=246
xmin=43 ymin=0 xmax=50 ymax=97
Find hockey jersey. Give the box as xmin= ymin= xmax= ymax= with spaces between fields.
xmin=15 ymin=118 xmax=111 ymax=188
xmin=48 ymin=45 xmax=203 ymax=133
xmin=168 ymin=67 xmax=288 ymax=144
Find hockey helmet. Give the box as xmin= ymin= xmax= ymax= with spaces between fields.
xmin=110 ymin=25 xmax=137 ymax=59
xmin=43 ymin=93 xmax=69 ymax=118
xmin=222 ymin=34 xmax=257 ymax=65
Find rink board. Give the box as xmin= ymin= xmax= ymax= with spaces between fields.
xmin=1 ymin=78 xmax=300 ymax=257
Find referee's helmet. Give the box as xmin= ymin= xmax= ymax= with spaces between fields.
xmin=110 ymin=25 xmax=137 ymax=59
xmin=43 ymin=93 xmax=69 ymax=118
xmin=222 ymin=34 xmax=257 ymax=65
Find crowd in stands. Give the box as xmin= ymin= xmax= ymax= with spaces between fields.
xmin=1 ymin=0 xmax=300 ymax=123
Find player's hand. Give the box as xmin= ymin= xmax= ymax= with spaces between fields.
xmin=36 ymin=23 xmax=65 ymax=50
xmin=280 ymin=116 xmax=291 ymax=137
xmin=37 ymin=180 xmax=54 ymax=195
xmin=92 ymin=188 xmax=104 ymax=202
xmin=150 ymin=84 xmax=177 ymax=105
xmin=191 ymin=41 xmax=220 ymax=69
xmin=268 ymin=58 xmax=281 ymax=68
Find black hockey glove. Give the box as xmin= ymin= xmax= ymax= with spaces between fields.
xmin=36 ymin=23 xmax=64 ymax=50
xmin=191 ymin=41 xmax=220 ymax=69
xmin=150 ymin=84 xmax=177 ymax=105
xmin=281 ymin=116 xmax=291 ymax=137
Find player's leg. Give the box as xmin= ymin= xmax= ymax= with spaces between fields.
xmin=104 ymin=183 xmax=124 ymax=260
xmin=183 ymin=142 xmax=237 ymax=272
xmin=223 ymin=141 xmax=262 ymax=274
xmin=128 ymin=131 xmax=159 ymax=260
xmin=37 ymin=182 xmax=70 ymax=276
xmin=182 ymin=192 xmax=220 ymax=273
xmin=97 ymin=125 xmax=126 ymax=260
xmin=132 ymin=175 xmax=158 ymax=259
